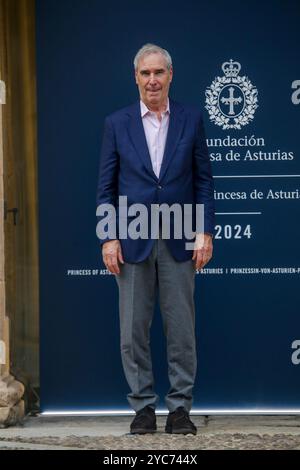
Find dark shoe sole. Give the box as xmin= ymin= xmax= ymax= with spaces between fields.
xmin=130 ymin=428 xmax=157 ymax=434
xmin=165 ymin=426 xmax=197 ymax=435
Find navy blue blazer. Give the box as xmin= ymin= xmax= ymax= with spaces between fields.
xmin=96 ymin=98 xmax=215 ymax=263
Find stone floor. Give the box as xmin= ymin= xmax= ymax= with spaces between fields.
xmin=1 ymin=414 xmax=300 ymax=449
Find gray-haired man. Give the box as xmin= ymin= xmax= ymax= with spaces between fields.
xmin=96 ymin=43 xmax=214 ymax=434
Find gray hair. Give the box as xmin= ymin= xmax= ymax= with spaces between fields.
xmin=133 ymin=43 xmax=172 ymax=71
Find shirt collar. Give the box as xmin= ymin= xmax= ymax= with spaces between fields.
xmin=140 ymin=97 xmax=170 ymax=117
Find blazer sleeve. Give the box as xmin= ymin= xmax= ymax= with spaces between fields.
xmin=193 ymin=113 xmax=215 ymax=235
xmin=96 ymin=116 xmax=119 ymax=246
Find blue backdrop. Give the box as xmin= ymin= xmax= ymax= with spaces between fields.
xmin=36 ymin=0 xmax=300 ymax=412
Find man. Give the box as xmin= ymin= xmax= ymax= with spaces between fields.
xmin=96 ymin=44 xmax=214 ymax=435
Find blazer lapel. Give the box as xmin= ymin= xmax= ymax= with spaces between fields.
xmin=127 ymin=101 xmax=158 ymax=181
xmin=158 ymin=99 xmax=185 ymax=182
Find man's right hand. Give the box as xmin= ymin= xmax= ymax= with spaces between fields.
xmin=102 ymin=240 xmax=124 ymax=275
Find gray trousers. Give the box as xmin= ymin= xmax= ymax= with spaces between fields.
xmin=115 ymin=232 xmax=197 ymax=413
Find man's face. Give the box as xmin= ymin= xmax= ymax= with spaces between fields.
xmin=135 ymin=52 xmax=173 ymax=108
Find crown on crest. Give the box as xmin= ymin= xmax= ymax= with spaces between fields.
xmin=222 ymin=59 xmax=241 ymax=77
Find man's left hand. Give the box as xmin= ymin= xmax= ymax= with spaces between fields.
xmin=192 ymin=233 xmax=213 ymax=270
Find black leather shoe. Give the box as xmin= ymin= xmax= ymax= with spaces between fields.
xmin=130 ymin=405 xmax=157 ymax=434
xmin=165 ymin=406 xmax=197 ymax=435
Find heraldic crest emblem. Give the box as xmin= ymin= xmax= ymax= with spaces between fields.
xmin=205 ymin=59 xmax=258 ymax=130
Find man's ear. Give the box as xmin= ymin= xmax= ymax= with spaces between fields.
xmin=169 ymin=66 xmax=173 ymax=83
xmin=134 ymin=70 xmax=138 ymax=85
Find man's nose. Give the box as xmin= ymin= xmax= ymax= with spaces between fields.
xmin=149 ymin=74 xmax=157 ymax=84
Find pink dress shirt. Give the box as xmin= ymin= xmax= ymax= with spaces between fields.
xmin=140 ymin=98 xmax=170 ymax=179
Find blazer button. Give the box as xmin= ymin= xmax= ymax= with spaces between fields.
xmin=157 ymin=185 xmax=162 ymax=189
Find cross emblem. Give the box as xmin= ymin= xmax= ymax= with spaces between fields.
xmin=220 ymin=86 xmax=242 ymax=115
